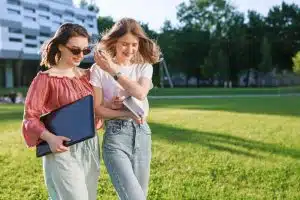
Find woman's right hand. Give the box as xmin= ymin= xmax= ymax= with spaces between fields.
xmin=40 ymin=131 xmax=71 ymax=153
xmin=111 ymin=96 xmax=125 ymax=110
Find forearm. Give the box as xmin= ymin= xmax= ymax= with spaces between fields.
xmin=40 ymin=129 xmax=55 ymax=142
xmin=103 ymin=100 xmax=112 ymax=109
xmin=116 ymin=75 xmax=148 ymax=100
xmin=95 ymin=105 xmax=128 ymax=119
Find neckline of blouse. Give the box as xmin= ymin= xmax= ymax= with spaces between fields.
xmin=39 ymin=71 xmax=89 ymax=80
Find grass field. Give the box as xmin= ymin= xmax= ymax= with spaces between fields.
xmin=148 ymin=86 xmax=300 ymax=96
xmin=1 ymin=86 xmax=300 ymax=97
xmin=0 ymin=96 xmax=300 ymax=199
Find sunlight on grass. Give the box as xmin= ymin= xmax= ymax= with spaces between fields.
xmin=0 ymin=96 xmax=300 ymax=199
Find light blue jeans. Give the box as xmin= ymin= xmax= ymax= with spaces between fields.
xmin=103 ymin=119 xmax=152 ymax=200
xmin=43 ymin=135 xmax=100 ymax=200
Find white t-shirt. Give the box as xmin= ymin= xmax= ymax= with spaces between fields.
xmin=90 ymin=63 xmax=153 ymax=117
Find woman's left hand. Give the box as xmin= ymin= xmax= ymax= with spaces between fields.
xmin=94 ymin=50 xmax=117 ymax=75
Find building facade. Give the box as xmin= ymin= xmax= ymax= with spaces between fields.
xmin=0 ymin=0 xmax=98 ymax=88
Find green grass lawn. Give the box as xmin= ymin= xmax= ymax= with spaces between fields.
xmin=0 ymin=96 xmax=300 ymax=199
xmin=1 ymin=86 xmax=300 ymax=97
xmin=148 ymin=86 xmax=300 ymax=96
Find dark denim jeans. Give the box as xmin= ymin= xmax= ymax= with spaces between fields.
xmin=103 ymin=119 xmax=152 ymax=200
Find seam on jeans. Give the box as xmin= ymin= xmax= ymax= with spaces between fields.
xmin=139 ymin=123 xmax=151 ymax=135
xmin=105 ymin=153 xmax=129 ymax=200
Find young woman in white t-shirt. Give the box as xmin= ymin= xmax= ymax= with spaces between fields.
xmin=90 ymin=18 xmax=160 ymax=200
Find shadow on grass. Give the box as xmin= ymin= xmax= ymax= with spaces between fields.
xmin=150 ymin=122 xmax=300 ymax=159
xmin=0 ymin=111 xmax=23 ymax=122
xmin=150 ymin=96 xmax=300 ymax=117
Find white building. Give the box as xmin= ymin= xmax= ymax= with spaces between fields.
xmin=0 ymin=0 xmax=98 ymax=88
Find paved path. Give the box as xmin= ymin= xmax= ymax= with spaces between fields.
xmin=148 ymin=93 xmax=300 ymax=99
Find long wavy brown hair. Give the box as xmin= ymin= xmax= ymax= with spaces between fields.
xmin=40 ymin=23 xmax=90 ymax=68
xmin=98 ymin=18 xmax=161 ymax=64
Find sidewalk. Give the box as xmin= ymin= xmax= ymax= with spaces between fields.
xmin=148 ymin=93 xmax=300 ymax=99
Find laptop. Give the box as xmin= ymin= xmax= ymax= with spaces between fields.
xmin=122 ymin=96 xmax=145 ymax=118
xmin=36 ymin=95 xmax=95 ymax=157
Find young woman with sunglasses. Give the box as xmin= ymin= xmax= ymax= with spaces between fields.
xmin=22 ymin=23 xmax=109 ymax=200
xmin=90 ymin=18 xmax=161 ymax=200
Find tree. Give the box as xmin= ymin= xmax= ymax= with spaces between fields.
xmin=292 ymin=51 xmax=300 ymax=74
xmin=88 ymin=4 xmax=99 ymax=13
xmin=217 ymin=49 xmax=229 ymax=80
xmin=79 ymin=0 xmax=88 ymax=9
xmin=266 ymin=2 xmax=300 ymax=70
xmin=177 ymin=0 xmax=237 ymax=34
xmin=258 ymin=36 xmax=272 ymax=73
xmin=97 ymin=16 xmax=115 ymax=36
xmin=139 ymin=22 xmax=158 ymax=39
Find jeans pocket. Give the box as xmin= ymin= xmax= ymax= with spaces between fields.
xmin=140 ymin=123 xmax=151 ymax=135
xmin=105 ymin=123 xmax=122 ymax=135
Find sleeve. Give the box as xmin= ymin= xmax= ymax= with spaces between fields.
xmin=22 ymin=73 xmax=49 ymax=147
xmin=89 ymin=64 xmax=103 ymax=88
xmin=139 ymin=63 xmax=153 ymax=89
xmin=140 ymin=63 xmax=153 ymax=79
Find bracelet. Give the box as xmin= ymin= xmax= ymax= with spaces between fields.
xmin=112 ymin=71 xmax=122 ymax=81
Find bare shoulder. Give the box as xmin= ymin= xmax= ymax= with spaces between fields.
xmin=77 ymin=67 xmax=89 ymax=75
xmin=39 ymin=68 xmax=52 ymax=74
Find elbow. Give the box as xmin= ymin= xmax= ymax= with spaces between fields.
xmin=95 ymin=105 xmax=106 ymax=116
xmin=135 ymin=93 xmax=147 ymax=101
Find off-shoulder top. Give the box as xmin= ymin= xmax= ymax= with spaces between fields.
xmin=22 ymin=69 xmax=102 ymax=147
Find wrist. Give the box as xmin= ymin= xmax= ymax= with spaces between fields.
xmin=108 ymin=63 xmax=118 ymax=75
xmin=122 ymin=111 xmax=131 ymax=117
xmin=40 ymin=130 xmax=55 ymax=142
xmin=111 ymin=71 xmax=122 ymax=81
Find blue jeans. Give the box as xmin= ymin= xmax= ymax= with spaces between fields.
xmin=103 ymin=119 xmax=152 ymax=200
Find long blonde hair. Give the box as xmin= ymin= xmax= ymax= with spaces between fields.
xmin=98 ymin=18 xmax=161 ymax=64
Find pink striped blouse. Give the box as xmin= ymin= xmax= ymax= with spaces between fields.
xmin=22 ymin=70 xmax=102 ymax=147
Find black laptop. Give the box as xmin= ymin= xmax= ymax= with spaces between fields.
xmin=36 ymin=95 xmax=95 ymax=157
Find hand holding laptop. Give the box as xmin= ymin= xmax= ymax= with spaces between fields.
xmin=122 ymin=96 xmax=145 ymax=120
xmin=112 ymin=95 xmax=144 ymax=124
xmin=111 ymin=96 xmax=125 ymax=110
xmin=40 ymin=130 xmax=71 ymax=153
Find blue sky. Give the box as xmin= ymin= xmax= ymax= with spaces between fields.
xmin=75 ymin=0 xmax=300 ymax=31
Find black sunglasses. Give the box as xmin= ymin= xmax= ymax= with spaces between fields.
xmin=64 ymin=45 xmax=91 ymax=55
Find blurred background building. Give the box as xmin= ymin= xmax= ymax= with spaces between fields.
xmin=0 ymin=0 xmax=98 ymax=88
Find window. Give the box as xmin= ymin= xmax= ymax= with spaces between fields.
xmin=40 ymin=41 xmax=44 ymax=45
xmin=87 ymin=15 xmax=93 ymax=21
xmin=39 ymin=5 xmax=49 ymax=12
xmin=7 ymin=0 xmax=20 ymax=6
xmin=39 ymin=15 xmax=50 ymax=20
xmin=40 ymin=32 xmax=51 ymax=37
xmin=77 ymin=18 xmax=84 ymax=23
xmin=88 ymin=24 xmax=93 ymax=28
xmin=8 ymin=27 xmax=22 ymax=34
xmin=24 ymin=16 xmax=36 ymax=21
xmin=9 ymin=38 xmax=22 ymax=42
xmin=7 ymin=8 xmax=20 ymax=15
xmin=53 ymin=21 xmax=62 ymax=26
xmin=65 ymin=11 xmax=74 ymax=17
xmin=24 ymin=7 xmax=35 ymax=13
xmin=25 ymin=44 xmax=37 ymax=48
xmin=25 ymin=35 xmax=37 ymax=40
xmin=53 ymin=12 xmax=62 ymax=18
